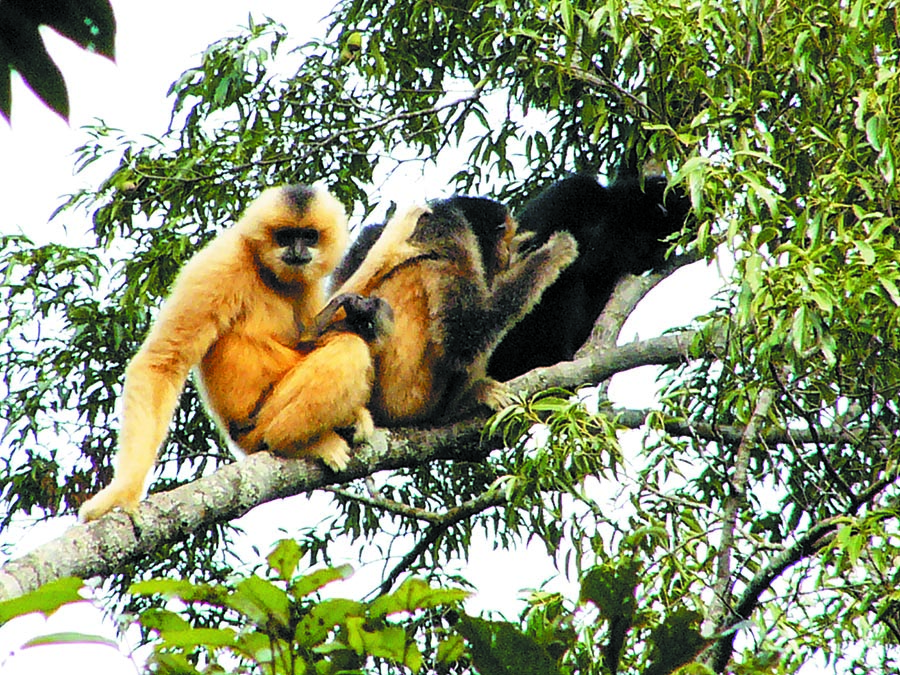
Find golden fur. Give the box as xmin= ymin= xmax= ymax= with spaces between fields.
xmin=79 ymin=185 xmax=367 ymax=522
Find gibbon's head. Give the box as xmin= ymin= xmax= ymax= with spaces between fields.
xmin=315 ymin=292 xmax=394 ymax=344
xmin=240 ymin=184 xmax=349 ymax=289
xmin=410 ymin=197 xmax=515 ymax=283
xmin=444 ymin=196 xmax=516 ymax=281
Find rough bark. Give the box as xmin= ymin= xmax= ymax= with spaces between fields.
xmin=0 ymin=328 xmax=697 ymax=601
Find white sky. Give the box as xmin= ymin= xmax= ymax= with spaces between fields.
xmin=0 ymin=1 xmax=724 ymax=673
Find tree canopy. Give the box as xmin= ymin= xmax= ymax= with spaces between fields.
xmin=1 ymin=0 xmax=900 ymax=673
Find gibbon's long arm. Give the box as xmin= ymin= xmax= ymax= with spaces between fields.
xmin=78 ymin=235 xmax=247 ymax=522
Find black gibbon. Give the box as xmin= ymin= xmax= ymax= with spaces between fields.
xmin=78 ymin=184 xmax=381 ymax=522
xmin=486 ymin=171 xmax=692 ymax=381
xmin=332 ymin=196 xmax=578 ymax=426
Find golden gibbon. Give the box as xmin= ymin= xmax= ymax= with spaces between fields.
xmin=331 ymin=196 xmax=579 ymax=426
xmin=78 ymin=184 xmax=387 ymax=522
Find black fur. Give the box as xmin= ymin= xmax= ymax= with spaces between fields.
xmin=315 ymin=293 xmax=394 ymax=343
xmin=487 ymin=173 xmax=691 ymax=381
xmin=331 ymin=221 xmax=384 ymax=291
xmin=330 ymin=195 xmax=575 ymax=425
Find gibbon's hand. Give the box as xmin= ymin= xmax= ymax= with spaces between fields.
xmin=79 ymin=479 xmax=143 ymax=522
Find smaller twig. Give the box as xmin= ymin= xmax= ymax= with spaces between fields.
xmin=324 ymin=486 xmax=442 ymax=524
xmin=706 ymin=385 xmax=777 ymax=669
xmin=364 ymin=476 xmax=383 ymax=500
xmin=768 ymin=363 xmax=858 ymax=506
xmin=378 ymin=488 xmax=508 ymax=596
xmin=614 ymin=407 xmax=865 ymax=446
xmin=708 ymin=517 xmax=840 ymax=672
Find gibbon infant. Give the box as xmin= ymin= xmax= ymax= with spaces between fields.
xmin=332 ymin=196 xmax=578 ymax=425
xmin=79 ymin=185 xmax=384 ymax=522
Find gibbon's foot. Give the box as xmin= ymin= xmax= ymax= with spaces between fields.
xmin=306 ymin=432 xmax=352 ymax=471
xmin=474 ymin=378 xmax=515 ymax=411
xmin=79 ymin=481 xmax=143 ymax=522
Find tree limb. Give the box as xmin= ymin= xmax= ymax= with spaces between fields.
xmin=707 ymin=518 xmax=840 ymax=672
xmin=706 ymin=385 xmax=777 ymax=649
xmin=0 ymin=330 xmax=706 ymax=601
xmin=614 ymin=408 xmax=866 ymax=446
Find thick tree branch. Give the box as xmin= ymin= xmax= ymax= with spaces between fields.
xmin=0 ymin=423 xmax=480 ymax=602
xmin=510 ymin=330 xmax=697 ymax=396
xmin=0 ymin=330 xmax=705 ymax=601
xmin=577 ymin=251 xmax=704 ymax=359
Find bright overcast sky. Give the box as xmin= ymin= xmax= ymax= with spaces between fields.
xmin=0 ymin=1 xmax=334 ymax=242
xmin=0 ymin=2 xmax=724 ymax=672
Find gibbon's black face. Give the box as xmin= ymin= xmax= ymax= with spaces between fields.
xmin=315 ymin=293 xmax=394 ymax=343
xmin=274 ymin=227 xmax=320 ymax=266
xmin=444 ymin=196 xmax=515 ymax=280
xmin=342 ymin=294 xmax=394 ymax=342
xmin=241 ymin=184 xmax=349 ymax=289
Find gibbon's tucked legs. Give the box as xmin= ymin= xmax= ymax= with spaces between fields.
xmin=236 ymin=293 xmax=393 ymax=468
xmin=79 ymin=184 xmax=351 ymax=522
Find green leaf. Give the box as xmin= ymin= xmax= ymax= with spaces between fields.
xmin=22 ymin=631 xmax=117 ymax=650
xmin=345 ymin=616 xmax=423 ymax=672
xmin=580 ymin=561 xmax=640 ymax=673
xmin=268 ymin=538 xmax=304 ymax=582
xmin=644 ymin=609 xmax=710 ymax=675
xmin=289 ymin=564 xmax=354 ymax=599
xmin=0 ymin=6 xmax=69 ymax=119
xmin=880 ymin=277 xmax=900 ymax=306
xmin=129 ymin=579 xmax=223 ymax=604
xmin=158 ymin=627 xmax=238 ymax=649
xmin=295 ymin=598 xmax=365 ymax=647
xmin=458 ymin=615 xmax=559 ymax=675
xmin=151 ymin=653 xmax=202 ymax=675
xmin=0 ymin=577 xmax=85 ymax=625
xmin=138 ymin=608 xmax=192 ymax=634
xmin=369 ymin=577 xmax=469 ymax=618
xmin=856 ymin=240 xmax=876 ymax=265
xmin=227 ymin=577 xmax=291 ymax=632
xmin=436 ymin=634 xmax=467 ymax=664
xmin=579 ymin=560 xmax=639 ymax=621
xmin=25 ymin=0 xmax=115 ymax=58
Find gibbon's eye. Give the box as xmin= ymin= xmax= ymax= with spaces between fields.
xmin=274 ymin=227 xmax=319 ymax=248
